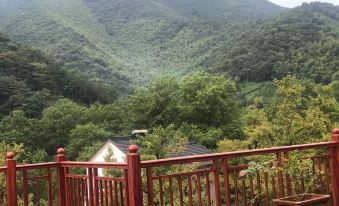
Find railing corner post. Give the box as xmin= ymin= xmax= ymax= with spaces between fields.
xmin=127 ymin=145 xmax=143 ymax=206
xmin=6 ymin=152 xmax=17 ymax=206
xmin=56 ymin=148 xmax=66 ymax=206
xmin=330 ymin=128 xmax=339 ymax=206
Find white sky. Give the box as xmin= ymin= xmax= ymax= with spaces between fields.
xmin=269 ymin=0 xmax=339 ymax=8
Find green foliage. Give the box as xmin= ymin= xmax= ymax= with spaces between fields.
xmin=178 ymin=72 xmax=240 ymax=128
xmin=67 ymin=123 xmax=110 ymax=160
xmin=0 ymin=0 xmax=284 ymax=84
xmin=243 ymin=75 xmax=335 ymax=148
xmin=76 ymin=142 xmax=103 ymax=161
xmin=0 ymin=33 xmax=127 ymax=118
xmin=134 ymin=124 xmax=188 ymax=159
xmin=127 ymin=77 xmax=179 ymax=128
xmin=217 ymin=139 xmax=250 ymax=152
xmin=126 ymin=72 xmax=243 ymax=147
xmin=39 ymin=99 xmax=87 ymax=154
xmin=244 ymin=153 xmax=321 ymax=202
xmin=0 ymin=111 xmax=38 ymax=149
xmin=216 ymin=3 xmax=339 ymax=83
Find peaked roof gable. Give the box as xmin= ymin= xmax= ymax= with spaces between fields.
xmin=109 ymin=136 xmax=211 ymax=156
xmin=89 ymin=136 xmax=211 ymax=161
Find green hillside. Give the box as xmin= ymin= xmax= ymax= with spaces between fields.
xmin=215 ymin=2 xmax=339 ymax=83
xmin=0 ymin=32 xmax=129 ymax=118
xmin=0 ymin=0 xmax=284 ymax=83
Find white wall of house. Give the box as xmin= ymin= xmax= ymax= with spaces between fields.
xmin=89 ymin=141 xmax=126 ymax=176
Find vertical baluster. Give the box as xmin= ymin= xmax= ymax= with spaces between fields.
xmin=324 ymin=160 xmax=330 ymax=194
xmin=109 ymin=181 xmax=113 ymax=206
xmin=264 ymin=172 xmax=269 ymax=206
xmin=169 ymin=177 xmax=174 ymax=206
xmin=233 ymin=170 xmax=239 ymax=206
xmin=88 ymin=168 xmax=94 ymax=206
xmin=283 ymin=152 xmax=292 ymax=196
xmin=47 ymin=168 xmax=53 ymax=206
xmin=213 ymin=160 xmax=222 ymax=206
xmin=197 ymin=174 xmax=203 ymax=206
xmin=22 ymin=170 xmax=28 ymax=206
xmin=114 ymin=181 xmax=119 ymax=206
xmin=159 ymin=179 xmax=164 ymax=206
xmin=241 ymin=176 xmax=247 ymax=206
xmin=178 ymin=176 xmax=184 ymax=206
xmin=78 ymin=178 xmax=82 ymax=206
xmin=72 ymin=178 xmax=75 ymax=206
xmin=256 ymin=171 xmax=262 ymax=206
xmin=205 ymin=173 xmax=211 ymax=206
xmin=317 ymin=158 xmax=324 ymax=192
xmin=250 ymin=176 xmax=254 ymax=202
xmin=100 ymin=180 xmax=104 ymax=205
xmin=188 ymin=175 xmax=193 ymax=206
xmin=123 ymin=169 xmax=129 ymax=206
xmin=146 ymin=168 xmax=154 ymax=206
xmin=93 ymin=168 xmax=99 ymax=206
xmin=36 ymin=178 xmax=40 ymax=206
xmin=276 ymin=152 xmax=284 ymax=198
xmin=84 ymin=178 xmax=89 ymax=206
xmin=105 ymin=180 xmax=109 ymax=206
xmin=270 ymin=162 xmax=277 ymax=199
xmin=119 ymin=182 xmax=124 ymax=206
xmin=223 ymin=158 xmax=231 ymax=206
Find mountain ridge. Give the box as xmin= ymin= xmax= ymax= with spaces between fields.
xmin=0 ymin=0 xmax=285 ymax=83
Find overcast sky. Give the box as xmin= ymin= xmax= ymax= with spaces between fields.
xmin=269 ymin=0 xmax=339 ymax=8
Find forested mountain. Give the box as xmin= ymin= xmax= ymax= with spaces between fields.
xmin=0 ymin=1 xmax=338 ymax=164
xmin=215 ymin=3 xmax=339 ymax=83
xmin=0 ymin=0 xmax=284 ymax=83
xmin=0 ymin=32 xmax=130 ymax=118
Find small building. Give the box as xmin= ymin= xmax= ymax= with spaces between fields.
xmin=89 ymin=136 xmax=211 ymax=175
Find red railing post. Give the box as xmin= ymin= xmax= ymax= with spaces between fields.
xmin=330 ymin=128 xmax=339 ymax=206
xmin=6 ymin=152 xmax=17 ymax=206
xmin=56 ymin=148 xmax=66 ymax=206
xmin=127 ymin=145 xmax=143 ymax=206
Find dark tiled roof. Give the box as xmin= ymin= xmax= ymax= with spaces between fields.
xmin=109 ymin=136 xmax=210 ymax=157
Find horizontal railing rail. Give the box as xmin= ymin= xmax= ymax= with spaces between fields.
xmin=61 ymin=161 xmax=127 ymax=169
xmin=141 ymin=141 xmax=336 ymax=167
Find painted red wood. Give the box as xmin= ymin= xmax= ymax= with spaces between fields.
xmin=330 ymin=128 xmax=339 ymax=206
xmin=6 ymin=152 xmax=17 ymax=206
xmin=22 ymin=170 xmax=28 ymax=206
xmin=276 ymin=152 xmax=285 ymax=198
xmin=126 ymin=145 xmax=143 ymax=206
xmin=222 ymin=158 xmax=231 ymax=206
xmin=56 ymin=148 xmax=66 ymax=206
xmin=145 ymin=167 xmax=154 ymax=206
xmin=213 ymin=160 xmax=222 ymax=206
xmin=2 ymin=128 xmax=339 ymax=206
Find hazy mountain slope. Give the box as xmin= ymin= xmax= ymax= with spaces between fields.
xmin=165 ymin=0 xmax=284 ymax=21
xmin=0 ymin=32 xmax=128 ymax=118
xmin=215 ymin=2 xmax=339 ymax=83
xmin=0 ymin=0 xmax=284 ymax=84
xmin=0 ymin=0 xmax=130 ymax=87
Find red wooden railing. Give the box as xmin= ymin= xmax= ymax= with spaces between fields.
xmin=0 ymin=128 xmax=339 ymax=206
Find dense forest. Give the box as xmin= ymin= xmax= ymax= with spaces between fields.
xmin=0 ymin=1 xmax=338 ymax=165
xmin=215 ymin=2 xmax=339 ymax=83
xmin=0 ymin=0 xmax=284 ymax=83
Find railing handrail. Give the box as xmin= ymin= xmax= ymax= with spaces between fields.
xmin=60 ymin=161 xmax=127 ymax=169
xmin=16 ymin=162 xmax=57 ymax=170
xmin=141 ymin=141 xmax=336 ymax=167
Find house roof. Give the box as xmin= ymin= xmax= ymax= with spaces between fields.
xmin=106 ymin=136 xmax=211 ymax=157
